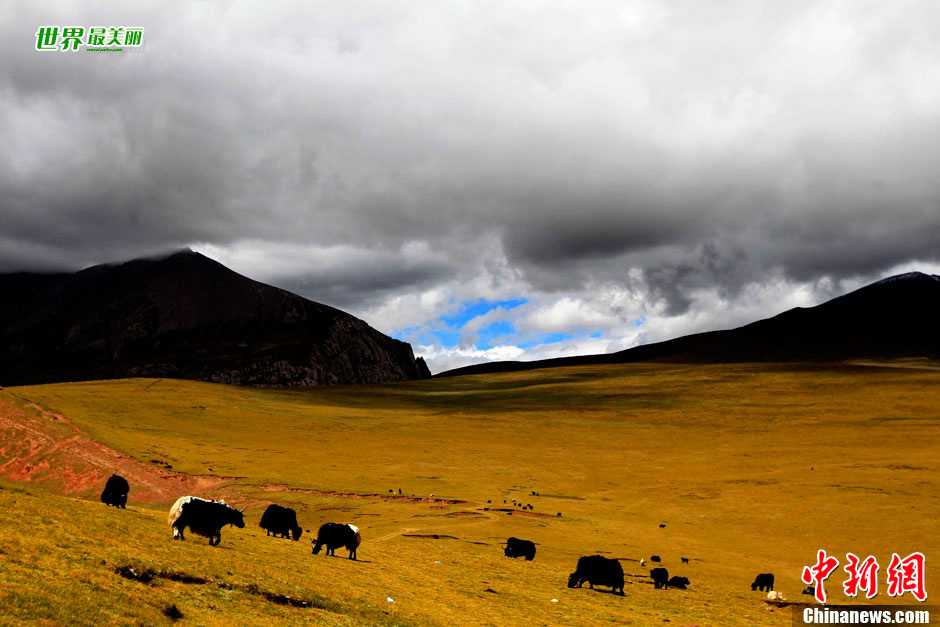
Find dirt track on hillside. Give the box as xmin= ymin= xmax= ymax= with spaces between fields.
xmin=0 ymin=394 xmax=231 ymax=503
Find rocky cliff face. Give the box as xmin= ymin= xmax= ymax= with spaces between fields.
xmin=0 ymin=250 xmax=430 ymax=387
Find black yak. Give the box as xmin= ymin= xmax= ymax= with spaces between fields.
xmin=651 ymin=567 xmax=670 ymax=589
xmin=751 ymin=573 xmax=775 ymax=592
xmin=100 ymin=474 xmax=129 ymax=508
xmin=650 ymin=555 xmax=662 ymax=563
xmin=567 ymin=555 xmax=625 ymax=595
xmin=668 ymin=576 xmax=690 ymax=589
xmin=312 ymin=523 xmax=361 ymax=560
xmin=168 ymin=496 xmax=244 ymax=546
xmin=259 ymin=504 xmax=302 ymax=540
xmin=502 ymin=537 xmax=536 ymax=561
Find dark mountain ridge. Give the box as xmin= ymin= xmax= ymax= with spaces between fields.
xmin=437 ymin=272 xmax=940 ymax=378
xmin=0 ymin=250 xmax=431 ymax=387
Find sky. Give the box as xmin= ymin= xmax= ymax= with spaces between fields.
xmin=2 ymin=1 xmax=940 ymax=374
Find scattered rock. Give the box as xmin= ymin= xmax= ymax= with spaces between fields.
xmin=162 ymin=605 xmax=183 ymax=621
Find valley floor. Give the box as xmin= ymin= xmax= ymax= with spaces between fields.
xmin=1 ymin=362 xmax=937 ymax=625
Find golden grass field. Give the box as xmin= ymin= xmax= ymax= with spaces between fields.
xmin=1 ymin=361 xmax=938 ymax=625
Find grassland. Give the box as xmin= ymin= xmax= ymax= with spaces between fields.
xmin=1 ymin=362 xmax=938 ymax=625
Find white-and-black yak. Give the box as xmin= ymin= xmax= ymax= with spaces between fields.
xmin=567 ymin=555 xmax=625 ymax=595
xmin=311 ymin=523 xmax=361 ymax=560
xmin=503 ymin=537 xmax=536 ymax=561
xmin=168 ymin=496 xmax=244 ymax=546
xmin=100 ymin=474 xmax=129 ymax=508
xmin=259 ymin=504 xmax=302 ymax=540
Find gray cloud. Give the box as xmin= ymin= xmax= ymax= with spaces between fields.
xmin=2 ymin=1 xmax=940 ymax=363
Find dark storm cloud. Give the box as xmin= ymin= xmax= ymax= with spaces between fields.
xmin=2 ymin=0 xmax=940 ymax=332
xmin=267 ymin=254 xmax=454 ymax=311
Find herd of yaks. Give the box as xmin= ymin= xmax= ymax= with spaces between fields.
xmin=101 ymin=474 xmax=786 ymax=599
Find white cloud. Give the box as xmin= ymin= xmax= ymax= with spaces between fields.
xmin=517 ymin=297 xmax=623 ymax=334
xmin=415 ymin=343 xmax=526 ymax=374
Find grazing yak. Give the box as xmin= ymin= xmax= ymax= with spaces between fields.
xmin=100 ymin=474 xmax=129 ymax=508
xmin=168 ymin=496 xmax=245 ymax=546
xmin=312 ymin=523 xmax=361 ymax=560
xmin=259 ymin=504 xmax=302 ymax=540
xmin=751 ymin=573 xmax=775 ymax=592
xmin=668 ymin=576 xmax=690 ymax=590
xmin=503 ymin=537 xmax=536 ymax=561
xmin=650 ymin=555 xmax=661 ymax=563
xmin=651 ymin=567 xmax=670 ymax=589
xmin=567 ymin=555 xmax=625 ymax=596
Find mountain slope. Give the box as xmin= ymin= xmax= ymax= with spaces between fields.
xmin=438 ymin=272 xmax=940 ymax=377
xmin=0 ymin=250 xmax=431 ymax=387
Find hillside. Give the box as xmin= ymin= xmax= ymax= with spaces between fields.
xmin=0 ymin=250 xmax=430 ymax=387
xmin=1 ymin=363 xmax=937 ymax=624
xmin=438 ymin=272 xmax=940 ymax=377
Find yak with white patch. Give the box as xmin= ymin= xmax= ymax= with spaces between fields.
xmin=503 ymin=537 xmax=536 ymax=561
xmin=312 ymin=523 xmax=361 ymax=560
xmin=259 ymin=504 xmax=302 ymax=541
xmin=100 ymin=474 xmax=129 ymax=508
xmin=567 ymin=555 xmax=625 ymax=595
xmin=168 ymin=496 xmax=244 ymax=546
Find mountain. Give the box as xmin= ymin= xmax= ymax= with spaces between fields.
xmin=0 ymin=250 xmax=431 ymax=387
xmin=437 ymin=272 xmax=940 ymax=377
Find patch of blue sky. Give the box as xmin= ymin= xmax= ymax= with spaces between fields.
xmin=634 ymin=316 xmax=646 ymax=326
xmin=475 ymin=320 xmax=516 ymax=347
xmin=517 ymin=332 xmax=577 ymax=349
xmin=393 ymin=325 xmax=459 ymax=348
xmin=439 ymin=298 xmax=527 ymax=328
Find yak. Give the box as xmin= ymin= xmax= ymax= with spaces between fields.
xmin=168 ymin=496 xmax=244 ymax=546
xmin=651 ymin=567 xmax=670 ymax=589
xmin=751 ymin=573 xmax=775 ymax=592
xmin=503 ymin=537 xmax=536 ymax=561
xmin=100 ymin=474 xmax=129 ymax=508
xmin=259 ymin=504 xmax=302 ymax=541
xmin=312 ymin=523 xmax=361 ymax=560
xmin=668 ymin=576 xmax=690 ymax=590
xmin=567 ymin=555 xmax=625 ymax=596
